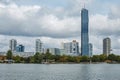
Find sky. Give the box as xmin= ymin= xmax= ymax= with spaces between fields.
xmin=0 ymin=0 xmax=120 ymax=55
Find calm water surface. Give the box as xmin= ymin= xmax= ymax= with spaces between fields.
xmin=0 ymin=64 xmax=120 ymax=80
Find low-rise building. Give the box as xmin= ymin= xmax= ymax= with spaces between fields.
xmin=13 ymin=52 xmax=35 ymax=57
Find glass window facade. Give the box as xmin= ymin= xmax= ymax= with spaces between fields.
xmin=81 ymin=8 xmax=89 ymax=56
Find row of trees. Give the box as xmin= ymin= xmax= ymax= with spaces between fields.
xmin=6 ymin=50 xmax=120 ymax=63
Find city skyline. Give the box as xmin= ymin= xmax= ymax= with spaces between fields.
xmin=0 ymin=0 xmax=120 ymax=55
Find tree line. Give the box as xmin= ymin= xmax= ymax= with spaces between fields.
xmin=3 ymin=49 xmax=120 ymax=63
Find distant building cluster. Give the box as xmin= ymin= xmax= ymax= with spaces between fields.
xmin=7 ymin=39 xmax=91 ymax=57
xmin=0 ymin=8 xmax=112 ymax=57
xmin=9 ymin=39 xmax=25 ymax=52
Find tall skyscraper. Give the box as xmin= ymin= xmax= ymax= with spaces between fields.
xmin=9 ymin=39 xmax=17 ymax=52
xmin=103 ymin=37 xmax=111 ymax=56
xmin=89 ymin=43 xmax=93 ymax=57
xmin=36 ymin=39 xmax=42 ymax=53
xmin=16 ymin=44 xmax=25 ymax=52
xmin=63 ymin=40 xmax=79 ymax=56
xmin=81 ymin=8 xmax=89 ymax=56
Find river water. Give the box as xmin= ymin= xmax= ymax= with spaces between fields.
xmin=0 ymin=64 xmax=120 ymax=80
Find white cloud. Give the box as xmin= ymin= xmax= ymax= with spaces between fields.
xmin=0 ymin=3 xmax=81 ymax=38
xmin=109 ymin=5 xmax=120 ymax=19
xmin=90 ymin=14 xmax=120 ymax=36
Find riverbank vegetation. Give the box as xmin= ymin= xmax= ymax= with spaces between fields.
xmin=0 ymin=50 xmax=120 ymax=63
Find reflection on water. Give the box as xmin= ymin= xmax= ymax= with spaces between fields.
xmin=0 ymin=64 xmax=119 ymax=80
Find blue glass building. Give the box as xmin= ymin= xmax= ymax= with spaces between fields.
xmin=16 ymin=44 xmax=25 ymax=52
xmin=81 ymin=8 xmax=89 ymax=56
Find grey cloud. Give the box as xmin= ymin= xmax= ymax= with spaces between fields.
xmin=0 ymin=0 xmax=93 ymax=38
xmin=0 ymin=0 xmax=13 ymax=4
xmin=89 ymin=14 xmax=120 ymax=37
xmin=0 ymin=2 xmax=82 ymax=38
xmin=109 ymin=5 xmax=120 ymax=19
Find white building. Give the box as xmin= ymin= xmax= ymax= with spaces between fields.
xmin=103 ymin=37 xmax=111 ymax=56
xmin=49 ymin=48 xmax=60 ymax=55
xmin=0 ymin=52 xmax=35 ymax=57
xmin=13 ymin=52 xmax=35 ymax=57
xmin=36 ymin=39 xmax=42 ymax=53
xmin=59 ymin=49 xmax=66 ymax=55
xmin=9 ymin=39 xmax=17 ymax=52
xmin=63 ymin=40 xmax=79 ymax=56
xmin=43 ymin=48 xmax=60 ymax=55
xmin=89 ymin=43 xmax=93 ymax=57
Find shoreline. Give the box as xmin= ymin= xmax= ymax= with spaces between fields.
xmin=0 ymin=62 xmax=119 ymax=64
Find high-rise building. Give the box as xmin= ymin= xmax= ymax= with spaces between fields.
xmin=16 ymin=44 xmax=25 ymax=52
xmin=81 ymin=8 xmax=89 ymax=56
xmin=103 ymin=37 xmax=111 ymax=56
xmin=36 ymin=39 xmax=42 ymax=53
xmin=89 ymin=43 xmax=93 ymax=57
xmin=49 ymin=48 xmax=60 ymax=55
xmin=59 ymin=49 xmax=66 ymax=55
xmin=63 ymin=40 xmax=79 ymax=56
xmin=9 ymin=39 xmax=17 ymax=52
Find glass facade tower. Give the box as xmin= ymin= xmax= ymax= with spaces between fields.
xmin=16 ymin=44 xmax=25 ymax=52
xmin=81 ymin=8 xmax=89 ymax=56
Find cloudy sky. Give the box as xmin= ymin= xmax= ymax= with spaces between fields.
xmin=0 ymin=0 xmax=120 ymax=54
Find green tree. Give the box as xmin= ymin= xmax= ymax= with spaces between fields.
xmin=20 ymin=57 xmax=25 ymax=63
xmin=99 ymin=54 xmax=107 ymax=62
xmin=29 ymin=56 xmax=35 ymax=63
xmin=116 ymin=56 xmax=120 ymax=63
xmin=13 ymin=56 xmax=21 ymax=63
xmin=81 ymin=56 xmax=89 ymax=62
xmin=59 ymin=55 xmax=68 ymax=62
xmin=44 ymin=49 xmax=52 ymax=62
xmin=24 ymin=57 xmax=31 ymax=63
xmin=108 ymin=54 xmax=116 ymax=61
xmin=75 ymin=56 xmax=81 ymax=63
xmin=67 ymin=56 xmax=75 ymax=62
xmin=34 ymin=52 xmax=43 ymax=63
xmin=6 ymin=50 xmax=12 ymax=60
xmin=54 ymin=55 xmax=61 ymax=62
xmin=91 ymin=55 xmax=100 ymax=62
